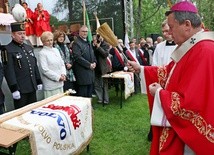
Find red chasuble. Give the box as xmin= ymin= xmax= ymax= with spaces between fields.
xmin=143 ymin=32 xmax=214 ymax=155
xmin=25 ymin=8 xmax=35 ymax=36
xmin=34 ymin=10 xmax=51 ymax=37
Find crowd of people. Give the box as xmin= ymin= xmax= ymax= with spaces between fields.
xmin=0 ymin=2 xmax=180 ymax=110
xmin=0 ymin=0 xmax=214 ymax=154
xmin=0 ymin=1 xmax=164 ymax=112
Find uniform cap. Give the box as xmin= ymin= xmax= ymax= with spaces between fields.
xmin=165 ymin=1 xmax=198 ymax=16
xmin=11 ymin=22 xmax=25 ymax=32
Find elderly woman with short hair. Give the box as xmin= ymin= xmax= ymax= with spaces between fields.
xmin=38 ymin=31 xmax=66 ymax=98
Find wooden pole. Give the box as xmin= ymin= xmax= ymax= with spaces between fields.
xmin=121 ymin=0 xmax=125 ymax=41
xmin=0 ymin=90 xmax=72 ymax=124
xmin=167 ymin=0 xmax=172 ymax=8
xmin=82 ymin=0 xmax=86 ymax=25
xmin=4 ymin=1 xmax=8 ymax=13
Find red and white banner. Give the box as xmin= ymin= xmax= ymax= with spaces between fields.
xmin=0 ymin=96 xmax=92 ymax=155
xmin=126 ymin=49 xmax=140 ymax=65
xmin=102 ymin=71 xmax=134 ymax=99
xmin=138 ymin=49 xmax=148 ymax=65
xmin=114 ymin=47 xmax=125 ymax=66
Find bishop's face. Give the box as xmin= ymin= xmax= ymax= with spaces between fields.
xmin=167 ymin=13 xmax=187 ymax=46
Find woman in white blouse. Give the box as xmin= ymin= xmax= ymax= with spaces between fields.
xmin=38 ymin=31 xmax=66 ymax=98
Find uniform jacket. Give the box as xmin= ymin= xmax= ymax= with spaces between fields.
xmin=2 ymin=40 xmax=42 ymax=93
xmin=72 ymin=36 xmax=96 ymax=85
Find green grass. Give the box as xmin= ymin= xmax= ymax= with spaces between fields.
xmin=80 ymin=89 xmax=151 ymax=155
xmin=2 ymin=89 xmax=151 ymax=155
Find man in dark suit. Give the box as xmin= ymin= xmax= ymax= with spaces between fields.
xmin=72 ymin=25 xmax=96 ymax=97
xmin=1 ymin=22 xmax=42 ymax=109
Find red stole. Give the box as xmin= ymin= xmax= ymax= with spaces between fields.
xmin=106 ymin=57 xmax=112 ymax=71
xmin=114 ymin=47 xmax=125 ymax=66
xmin=138 ymin=49 xmax=148 ymax=64
xmin=126 ymin=49 xmax=139 ymax=64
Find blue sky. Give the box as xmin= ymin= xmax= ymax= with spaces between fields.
xmin=26 ymin=0 xmax=55 ymax=13
xmin=25 ymin=0 xmax=67 ymax=20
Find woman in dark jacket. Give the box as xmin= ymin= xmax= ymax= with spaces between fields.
xmin=54 ymin=30 xmax=76 ymax=92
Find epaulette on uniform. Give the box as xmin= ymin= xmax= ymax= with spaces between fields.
xmin=1 ymin=48 xmax=8 ymax=65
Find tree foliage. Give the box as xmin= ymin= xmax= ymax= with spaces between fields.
xmin=132 ymin=0 xmax=213 ymax=40
xmin=194 ymin=0 xmax=214 ymax=30
xmin=133 ymin=0 xmax=168 ymax=39
xmin=53 ymin=0 xmax=124 ymax=39
xmin=52 ymin=0 xmax=213 ymax=42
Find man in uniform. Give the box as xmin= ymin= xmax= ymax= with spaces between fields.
xmin=1 ymin=22 xmax=42 ymax=109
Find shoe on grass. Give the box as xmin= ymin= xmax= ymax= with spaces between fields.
xmin=97 ymin=100 xmax=102 ymax=103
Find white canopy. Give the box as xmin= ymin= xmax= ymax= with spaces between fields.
xmin=0 ymin=13 xmax=16 ymax=26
